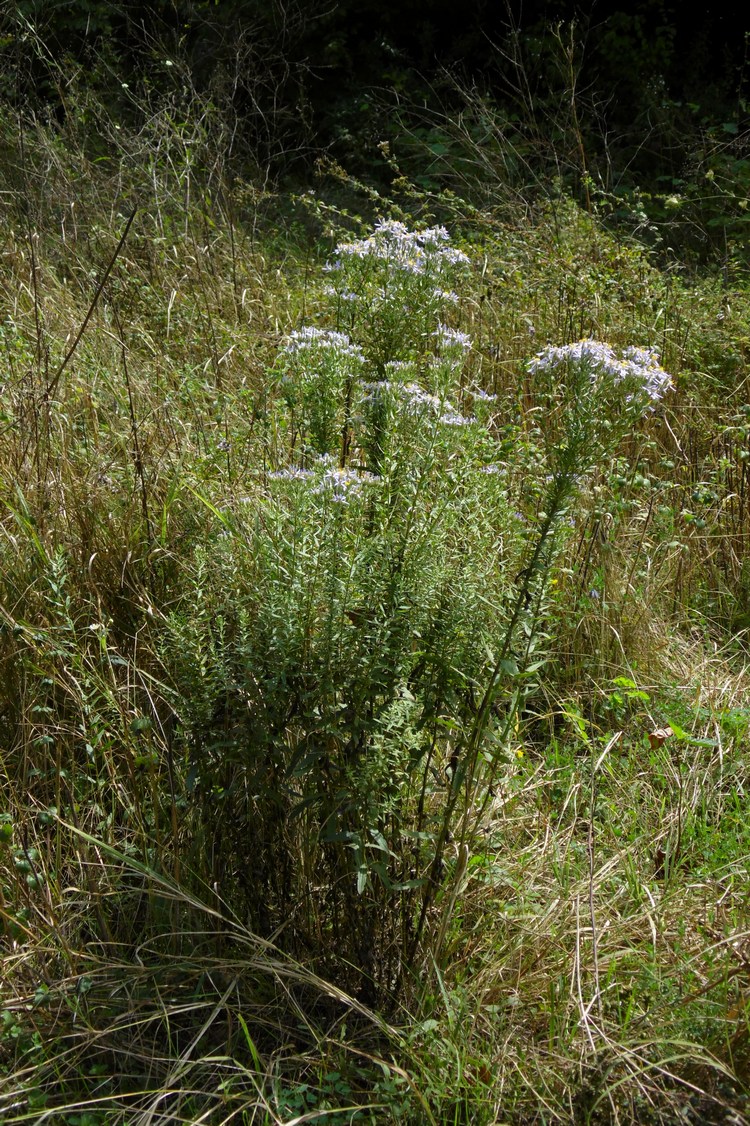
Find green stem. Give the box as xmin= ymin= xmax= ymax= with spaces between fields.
xmin=409 ymin=465 xmax=577 ymax=966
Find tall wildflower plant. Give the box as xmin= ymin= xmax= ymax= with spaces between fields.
xmin=277 ymin=328 xmax=365 ymax=459
xmin=409 ymin=337 xmax=673 ymax=953
xmin=324 ymin=219 xmax=469 ymax=373
xmin=163 ymin=217 xmax=672 ymax=1002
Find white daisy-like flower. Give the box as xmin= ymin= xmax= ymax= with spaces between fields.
xmin=527 ymin=338 xmax=672 ymax=406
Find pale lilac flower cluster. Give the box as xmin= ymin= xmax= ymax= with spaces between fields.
xmin=620 ymin=346 xmax=672 ymax=401
xmin=359 ymin=379 xmax=473 ymax=426
xmin=360 ymin=379 xmax=396 ymax=406
xmin=282 ymin=327 xmax=364 ymax=362
xmin=439 ymin=411 xmax=475 ymax=427
xmin=399 ymin=384 xmax=473 ymax=426
xmin=401 ymin=383 xmax=444 ymax=413
xmin=361 ymin=380 xmax=395 ymax=394
xmin=528 ymin=338 xmax=672 ymax=404
xmin=268 ymin=466 xmax=315 ymax=482
xmin=313 ymin=465 xmax=379 ymax=505
xmin=433 ymin=324 xmax=472 ymax=351
xmin=323 ymin=284 xmax=359 ymax=303
xmin=528 ymin=339 xmax=621 ymax=378
xmin=359 ymin=377 xmax=417 ymax=405
xmin=269 ymin=456 xmax=379 ymax=505
xmin=468 ymin=387 xmax=497 ymax=403
xmin=327 ymin=219 xmax=470 ymax=277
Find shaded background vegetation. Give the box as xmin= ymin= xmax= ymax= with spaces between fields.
xmin=5 ymin=0 xmax=750 ymax=279
xmin=5 ymin=2 xmax=749 ymax=181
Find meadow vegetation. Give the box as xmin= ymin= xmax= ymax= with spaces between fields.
xmin=2 ymin=49 xmax=750 ymax=1125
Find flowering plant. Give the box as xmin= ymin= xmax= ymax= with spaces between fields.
xmin=278 ymin=327 xmax=364 ymax=457
xmin=524 ymin=337 xmax=672 ymax=484
xmin=271 ymin=218 xmax=475 ymax=482
xmin=165 ymin=216 xmax=679 ymax=988
xmin=258 ymin=219 xmax=503 ymax=913
xmin=528 ymin=338 xmax=672 ymax=410
xmin=323 ymin=219 xmax=470 ymax=373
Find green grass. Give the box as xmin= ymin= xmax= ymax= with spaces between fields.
xmin=1 ymin=82 xmax=750 ymax=1125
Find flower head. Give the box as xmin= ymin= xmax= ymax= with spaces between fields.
xmin=282 ymin=327 xmax=364 ymax=363
xmin=439 ymin=410 xmax=474 ymax=427
xmin=327 ymin=221 xmax=470 ymax=277
xmin=433 ymin=324 xmax=472 ymax=351
xmin=268 ymin=466 xmax=315 ymax=482
xmin=313 ymin=464 xmax=379 ymax=504
xmin=528 ymin=338 xmax=672 ymax=407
